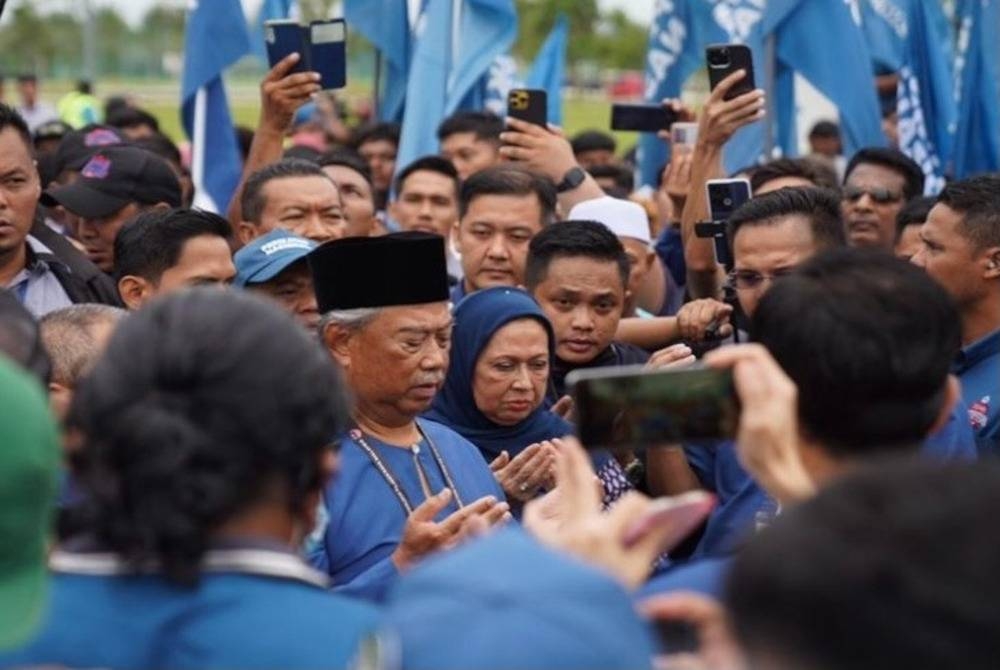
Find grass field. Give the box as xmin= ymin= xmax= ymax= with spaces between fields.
xmin=40 ymin=77 xmax=649 ymax=155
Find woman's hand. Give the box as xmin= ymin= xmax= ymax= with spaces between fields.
xmin=490 ymin=441 xmax=558 ymax=503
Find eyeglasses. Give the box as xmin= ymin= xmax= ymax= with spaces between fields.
xmin=842 ymin=185 xmax=903 ymax=205
xmin=728 ymin=267 xmax=795 ymax=290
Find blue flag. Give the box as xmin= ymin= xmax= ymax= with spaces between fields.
xmin=182 ymin=0 xmax=252 ymax=213
xmin=252 ymin=0 xmax=295 ymax=62
xmin=859 ymin=0 xmax=906 ymax=70
xmin=893 ymin=0 xmax=956 ymax=194
xmin=346 ymin=0 xmax=411 ymax=122
xmin=952 ymin=0 xmax=1000 ymax=178
xmin=447 ymin=0 xmax=518 ymax=115
xmin=525 ymin=14 xmax=569 ymax=125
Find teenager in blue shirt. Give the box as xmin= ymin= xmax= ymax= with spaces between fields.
xmin=2 ymin=290 xmax=380 ymax=670
xmin=912 ymin=174 xmax=1000 ymax=455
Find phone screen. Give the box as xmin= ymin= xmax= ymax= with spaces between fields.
xmin=569 ymin=364 xmax=740 ymax=450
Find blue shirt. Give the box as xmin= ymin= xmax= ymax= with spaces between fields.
xmin=449 ymin=281 xmax=469 ymax=305
xmin=653 ymin=226 xmax=686 ymax=316
xmin=310 ymin=419 xmax=505 ymax=602
xmin=637 ymin=556 xmax=731 ymax=601
xmin=953 ymin=329 xmax=1000 ymax=455
xmin=0 ymin=547 xmax=380 ymax=670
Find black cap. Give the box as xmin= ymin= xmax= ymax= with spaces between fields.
xmin=51 ymin=124 xmax=124 ymax=175
xmin=32 ymin=120 xmax=72 ymax=144
xmin=309 ymin=232 xmax=450 ymax=312
xmin=40 ymin=146 xmax=181 ymax=219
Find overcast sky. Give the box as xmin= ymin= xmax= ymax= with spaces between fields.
xmin=12 ymin=0 xmax=654 ymax=28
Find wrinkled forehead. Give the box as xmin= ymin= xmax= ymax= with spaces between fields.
xmin=263 ymin=175 xmax=341 ymax=206
xmin=374 ymin=302 xmax=453 ymax=332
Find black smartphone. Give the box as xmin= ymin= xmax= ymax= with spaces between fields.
xmin=706 ymin=178 xmax=752 ymax=221
xmin=507 ymin=88 xmax=548 ymax=128
xmin=568 ymin=364 xmax=740 ymax=451
xmin=706 ymin=44 xmax=755 ymax=100
xmin=610 ymin=103 xmax=678 ymax=132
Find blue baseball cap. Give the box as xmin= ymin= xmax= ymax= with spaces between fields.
xmin=234 ymin=229 xmax=317 ymax=288
xmin=384 ymin=527 xmax=656 ymax=670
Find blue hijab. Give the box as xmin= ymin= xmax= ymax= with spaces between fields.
xmin=426 ymin=287 xmax=572 ymax=460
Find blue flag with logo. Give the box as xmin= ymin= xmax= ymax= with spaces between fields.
xmin=252 ymin=0 xmax=295 ymax=61
xmin=346 ymin=0 xmax=411 ymax=122
xmin=952 ymin=0 xmax=1000 ymax=178
xmin=447 ymin=0 xmax=518 ymax=115
xmin=859 ymin=0 xmax=906 ymax=70
xmin=181 ymin=0 xmax=252 ymax=213
xmin=525 ymin=14 xmax=569 ymax=125
xmin=893 ymin=0 xmax=956 ymax=194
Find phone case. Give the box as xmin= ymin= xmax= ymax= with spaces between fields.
xmin=265 ymin=19 xmax=347 ymax=90
xmin=507 ymin=89 xmax=548 ymax=128
xmin=265 ymin=20 xmax=309 ymax=76
xmin=706 ymin=44 xmax=755 ymax=100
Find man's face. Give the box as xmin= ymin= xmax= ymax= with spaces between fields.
xmin=17 ymin=80 xmax=37 ymax=106
xmin=440 ymin=132 xmax=500 ymax=180
xmin=576 ymin=149 xmax=615 ymax=170
xmin=335 ymin=302 xmax=453 ymax=421
xmin=732 ymin=216 xmax=819 ymax=318
xmin=358 ymin=139 xmax=397 ymax=193
xmin=390 ymin=170 xmax=458 ymax=237
xmin=322 ymin=164 xmax=376 ymax=237
xmin=251 ymin=175 xmax=348 ymax=244
xmin=457 ymin=192 xmax=545 ymax=292
xmin=842 ymin=163 xmax=907 ymax=251
xmin=77 ymin=202 xmax=142 ymax=273
xmin=810 ymin=136 xmax=841 ymax=157
xmin=531 ymin=256 xmax=626 ymax=365
xmin=911 ymin=203 xmax=988 ymax=308
xmin=895 ymin=223 xmax=923 ymax=261
xmin=248 ymin=261 xmax=319 ymax=331
xmin=0 ymin=128 xmax=41 ymax=262
xmin=156 ymin=234 xmax=236 ymax=296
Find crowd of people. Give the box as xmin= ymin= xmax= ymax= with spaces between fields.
xmin=0 ymin=51 xmax=999 ymax=670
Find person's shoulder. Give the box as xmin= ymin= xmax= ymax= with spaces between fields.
xmin=613 ymin=340 xmax=651 ymax=364
xmin=418 ymin=417 xmax=480 ymax=451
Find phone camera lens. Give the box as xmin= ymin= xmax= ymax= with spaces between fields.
xmin=723 ymin=197 xmax=733 ymax=206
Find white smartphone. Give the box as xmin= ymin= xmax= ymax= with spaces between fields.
xmin=670 ymin=122 xmax=699 ymax=150
xmin=622 ymin=490 xmax=717 ymax=548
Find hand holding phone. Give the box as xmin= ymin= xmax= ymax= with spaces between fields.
xmin=706 ymin=44 xmax=755 ymax=100
xmin=507 ymin=88 xmax=548 ymax=128
xmin=265 ymin=19 xmax=347 ymax=90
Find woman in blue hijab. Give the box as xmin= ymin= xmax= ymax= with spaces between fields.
xmin=426 ymin=287 xmax=630 ymax=506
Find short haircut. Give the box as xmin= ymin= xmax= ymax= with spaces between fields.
xmin=752 ymin=248 xmax=961 ymax=456
xmin=436 ymin=111 xmax=504 ymax=144
xmin=935 ymin=174 xmax=1000 ymax=251
xmin=895 ymin=195 xmax=936 ymax=240
xmin=241 ymin=158 xmax=332 ymax=224
xmin=458 ymin=165 xmax=557 ymax=222
xmin=114 ymin=208 xmax=232 ymax=284
xmin=318 ymin=149 xmax=374 ymax=188
xmin=17 ymin=73 xmax=38 ymax=84
xmin=728 ymin=187 xmax=847 ymax=250
xmin=39 ymin=305 xmax=125 ymax=386
xmin=106 ymin=106 xmax=160 ymax=133
xmin=394 ymin=155 xmax=460 ymax=199
xmin=587 ymin=163 xmax=634 ymax=193
xmin=570 ymin=130 xmax=616 ymax=155
xmin=844 ymin=147 xmax=925 ymax=201
xmin=0 ymin=103 xmax=33 ymax=154
xmin=283 ymin=144 xmax=322 ymax=163
xmin=727 ymin=459 xmax=1000 ymax=670
xmin=525 ymin=220 xmax=630 ymax=291
xmin=808 ymin=120 xmax=840 ymax=139
xmin=353 ymin=122 xmax=400 ymax=149
xmin=132 ymin=132 xmax=182 ymax=169
xmin=750 ymin=157 xmax=839 ymax=192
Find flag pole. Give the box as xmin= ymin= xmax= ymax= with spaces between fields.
xmin=763 ymin=33 xmax=776 ymax=160
xmin=373 ymin=49 xmax=383 ymax=120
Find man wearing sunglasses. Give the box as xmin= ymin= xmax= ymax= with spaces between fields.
xmin=841 ymin=147 xmax=925 ymax=251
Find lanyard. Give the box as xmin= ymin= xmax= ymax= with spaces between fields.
xmin=350 ymin=421 xmax=465 ymax=515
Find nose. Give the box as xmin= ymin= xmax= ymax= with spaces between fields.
xmin=77 ymin=218 xmax=98 ymax=239
xmin=910 ymin=246 xmax=927 ymax=267
xmin=485 ymin=234 xmax=508 ymax=260
xmin=420 ymin=340 xmax=448 ymax=371
xmin=418 ymin=199 xmax=433 ymax=219
xmin=300 ymin=213 xmax=335 ymax=243
xmin=511 ymin=365 xmax=532 ymax=390
xmin=570 ymin=305 xmax=594 ymax=332
xmin=853 ymin=192 xmax=875 ymax=211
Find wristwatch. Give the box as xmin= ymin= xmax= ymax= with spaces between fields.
xmin=556 ymin=166 xmax=587 ymax=193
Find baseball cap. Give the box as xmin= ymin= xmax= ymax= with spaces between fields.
xmin=0 ymin=355 xmax=60 ymax=649
xmin=234 ymin=228 xmax=318 ymax=288
xmin=32 ymin=120 xmax=72 ymax=146
xmin=569 ymin=196 xmax=652 ymax=245
xmin=51 ymin=123 xmax=125 ymax=175
xmin=41 ymin=145 xmax=182 ymax=220
xmin=384 ymin=527 xmax=656 ymax=670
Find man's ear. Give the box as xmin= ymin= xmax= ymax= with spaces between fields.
xmin=237 ymin=221 xmax=260 ymax=245
xmin=643 ymin=248 xmax=656 ymax=273
xmin=118 ymin=275 xmax=154 ymax=311
xmin=150 ymin=201 xmax=172 ymax=212
xmin=322 ymin=321 xmax=354 ymax=370
xmin=982 ymin=247 xmax=1000 ymax=280
xmin=928 ymin=374 xmax=961 ymax=437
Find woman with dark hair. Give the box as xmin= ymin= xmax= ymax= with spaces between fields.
xmin=2 ymin=290 xmax=380 ymax=669
xmin=426 ymin=287 xmax=631 ymax=506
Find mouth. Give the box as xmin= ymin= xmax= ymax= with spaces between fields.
xmin=410 ymin=382 xmax=441 ymax=399
xmin=562 ymin=339 xmax=597 ymax=355
xmin=504 ymin=400 xmax=533 ymax=413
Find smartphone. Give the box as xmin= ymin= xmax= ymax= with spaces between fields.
xmin=706 ymin=44 xmax=755 ymax=100
xmin=507 ymin=88 xmax=548 ymax=128
xmin=654 ymin=620 xmax=700 ymax=655
xmin=706 ymin=178 xmax=752 ymax=222
xmin=670 ymin=122 xmax=699 ymax=150
xmin=610 ymin=103 xmax=677 ymax=132
xmin=265 ymin=19 xmax=347 ymax=90
xmin=568 ymin=364 xmax=740 ymax=451
xmin=623 ymin=490 xmax=717 ymax=548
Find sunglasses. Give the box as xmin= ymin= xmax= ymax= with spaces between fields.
xmin=727 ymin=267 xmax=795 ymax=290
xmin=842 ymin=186 xmax=903 ymax=205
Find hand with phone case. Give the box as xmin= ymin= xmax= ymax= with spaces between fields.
xmin=258 ymin=52 xmax=323 ymax=135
